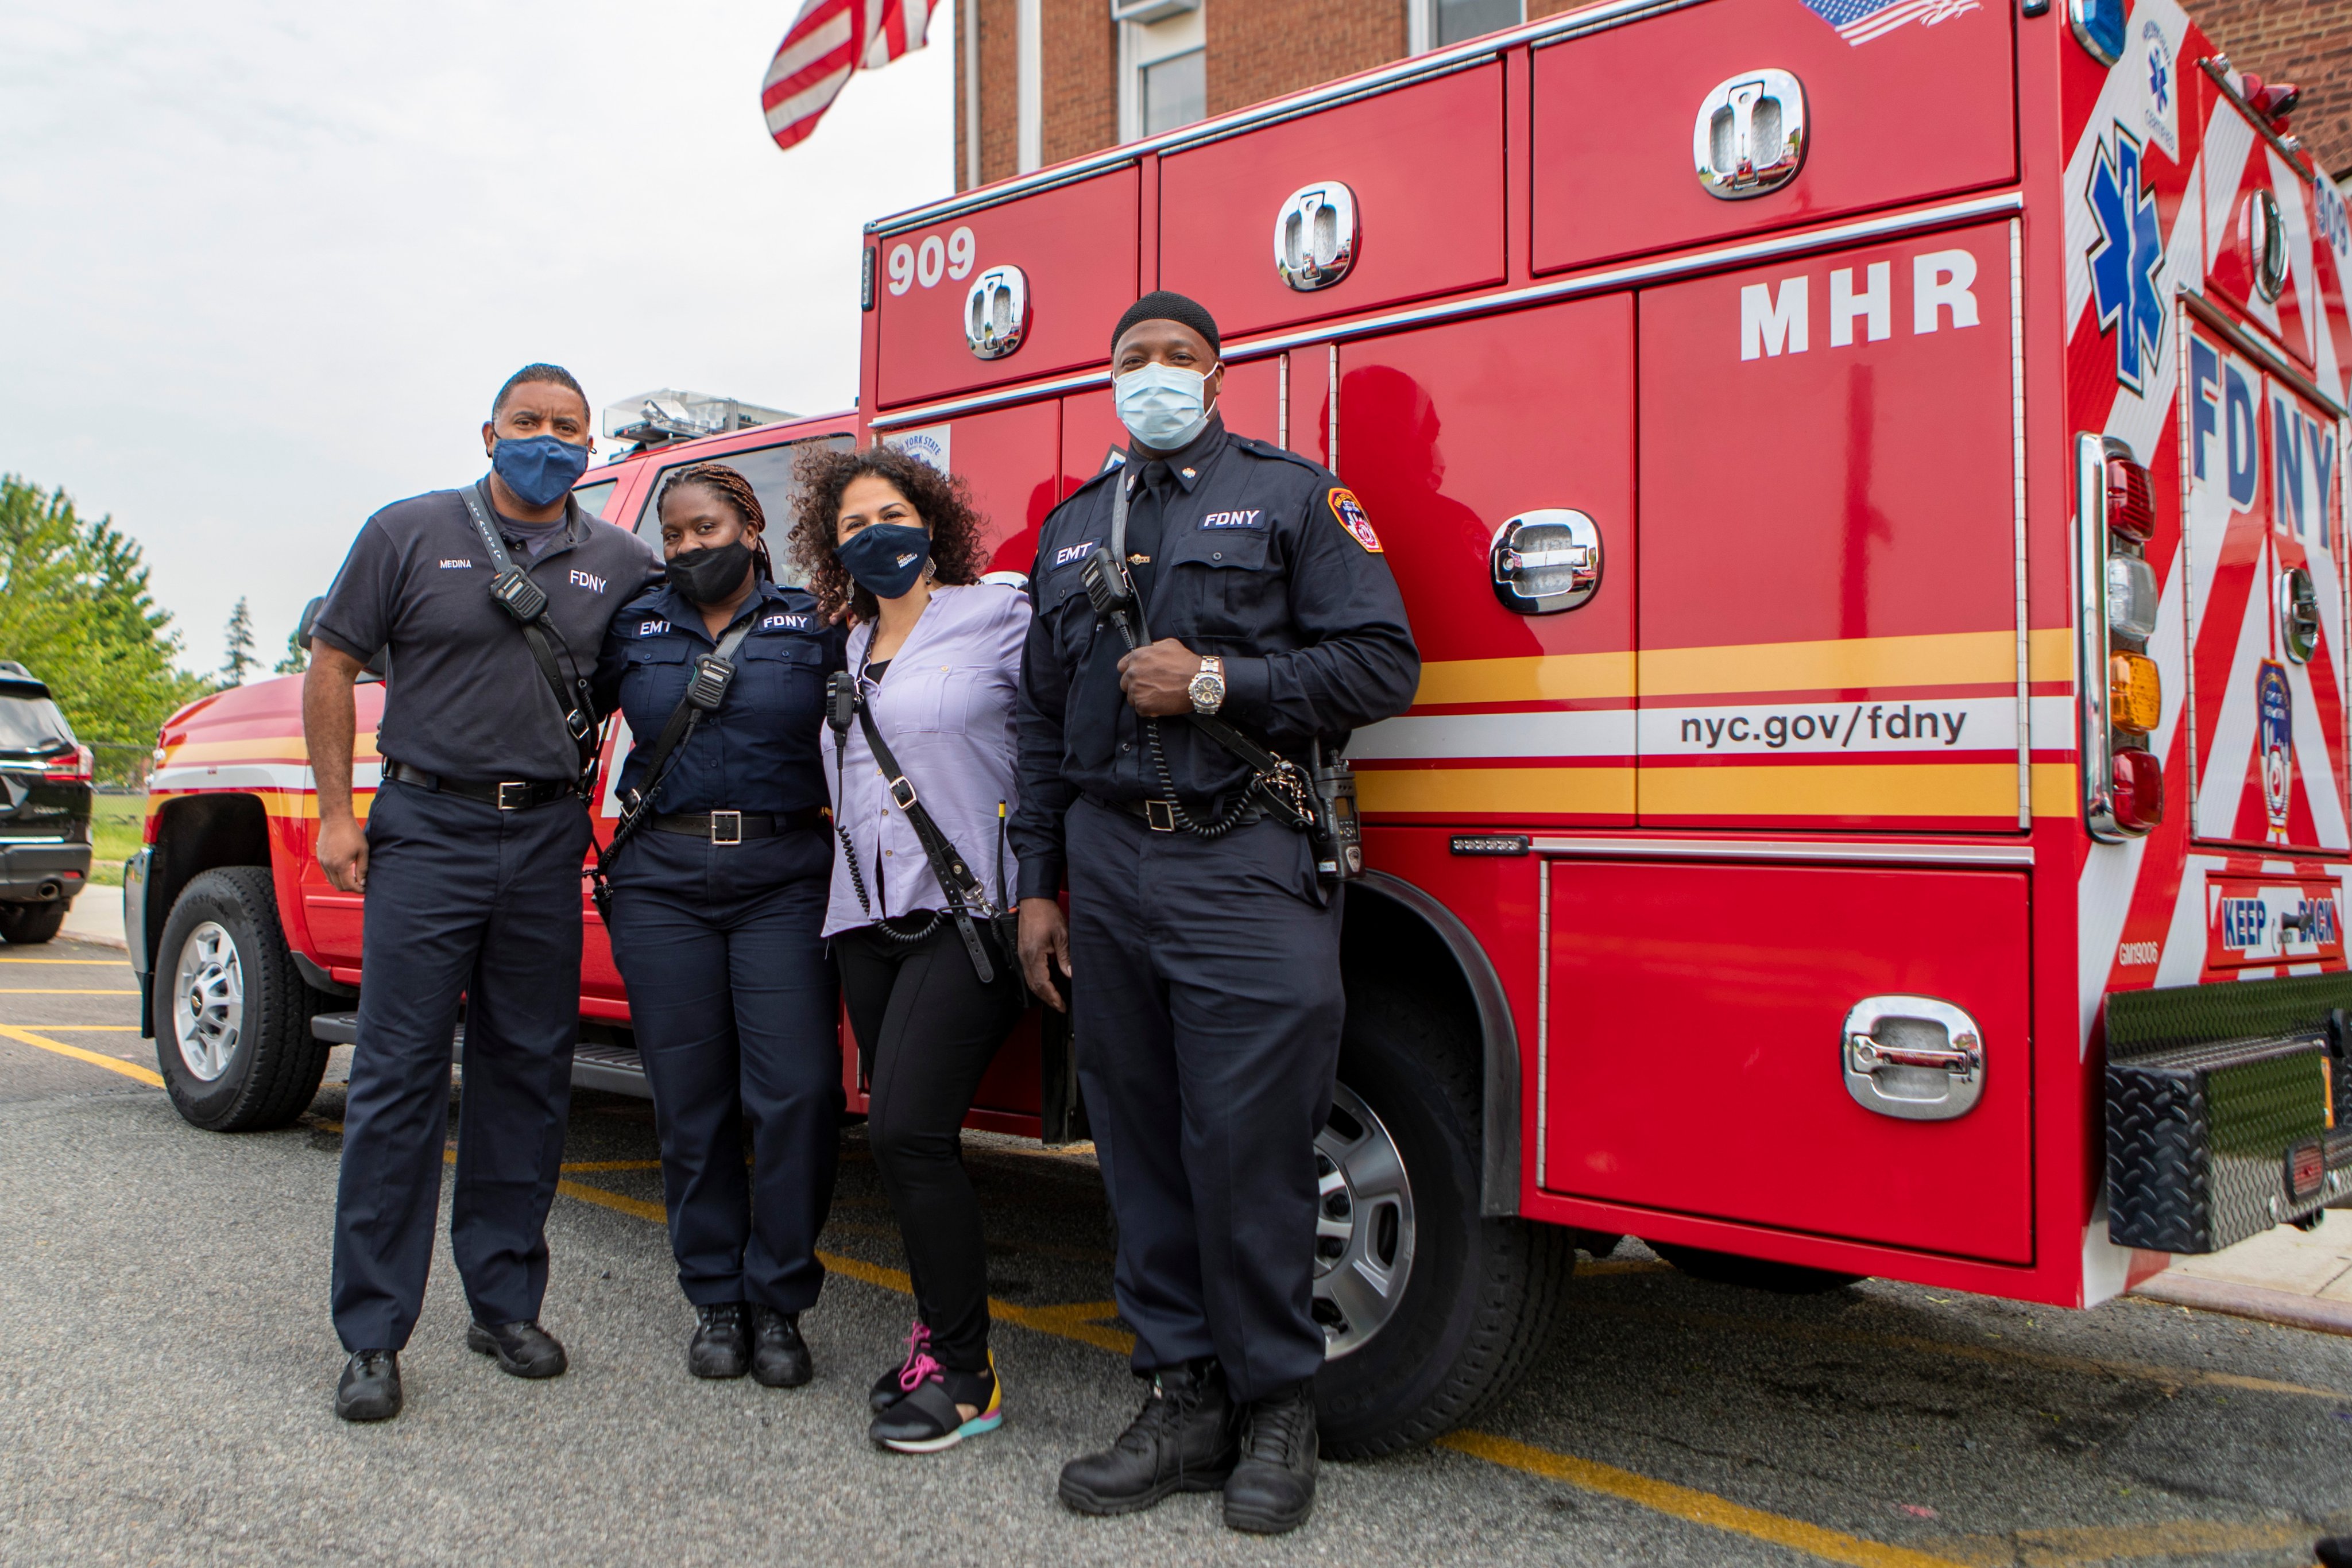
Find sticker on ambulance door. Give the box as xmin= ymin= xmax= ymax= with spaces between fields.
xmin=2259 ymin=660 xmax=2294 ymax=838
xmin=2204 ymin=873 xmax=2346 ymax=971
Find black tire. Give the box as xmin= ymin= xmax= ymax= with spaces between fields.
xmin=152 ymin=866 xmax=331 ymax=1131
xmin=1648 ymin=1240 xmax=1863 ymax=1295
xmin=0 ymin=900 xmax=68 ymax=944
xmin=1314 ymin=980 xmax=1571 ymax=1459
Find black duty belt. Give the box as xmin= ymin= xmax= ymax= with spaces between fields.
xmin=386 ymin=762 xmax=577 ymax=811
xmin=1086 ymin=793 xmax=1264 ymax=833
xmin=651 ymin=808 xmax=825 ymax=845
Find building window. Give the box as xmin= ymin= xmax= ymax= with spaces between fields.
xmin=1119 ymin=1 xmax=1206 ymax=143
xmin=1411 ymin=0 xmax=1525 ymax=52
xmin=1141 ymin=48 xmax=1206 ymax=136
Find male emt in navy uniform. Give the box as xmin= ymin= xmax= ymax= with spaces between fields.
xmin=305 ymin=364 xmax=659 ymax=1423
xmin=1012 ymin=292 xmax=1419 ymax=1534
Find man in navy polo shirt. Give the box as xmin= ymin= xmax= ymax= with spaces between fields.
xmin=305 ymin=363 xmax=657 ymax=1422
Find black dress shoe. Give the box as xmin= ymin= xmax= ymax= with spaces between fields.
xmin=689 ymin=1302 xmax=750 ymax=1379
xmin=2318 ymin=1538 xmax=2352 ymax=1567
xmin=335 ymin=1350 xmax=402 ymax=1422
xmin=1223 ymin=1381 xmax=1318 ymax=1534
xmin=751 ymin=1305 xmax=812 ymax=1388
xmin=465 ymin=1319 xmax=567 ymax=1379
xmin=1058 ymin=1360 xmax=1237 ymax=1516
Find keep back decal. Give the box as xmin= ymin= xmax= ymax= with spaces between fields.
xmin=1329 ymin=488 xmax=1382 ymax=553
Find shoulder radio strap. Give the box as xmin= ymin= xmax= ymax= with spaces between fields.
xmin=851 ymin=692 xmax=998 ymax=985
xmin=456 ymin=482 xmax=599 ymax=784
xmin=588 ymin=616 xmax=755 ymax=919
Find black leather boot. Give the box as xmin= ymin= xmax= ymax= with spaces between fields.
xmin=465 ymin=1319 xmax=567 ymax=1379
xmin=751 ymin=1305 xmax=812 ymax=1388
xmin=334 ymin=1350 xmax=402 ymax=1422
xmin=1223 ymin=1381 xmax=1318 ymax=1535
xmin=1058 ymin=1360 xmax=1237 ymax=1516
xmin=2316 ymin=1538 xmax=2352 ymax=1567
xmin=688 ymin=1302 xmax=750 ymax=1380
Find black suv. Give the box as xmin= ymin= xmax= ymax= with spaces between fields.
xmin=0 ymin=661 xmax=93 ymax=943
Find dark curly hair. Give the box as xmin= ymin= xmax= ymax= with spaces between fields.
xmin=790 ymin=444 xmax=988 ymax=622
xmin=656 ymin=461 xmax=775 ymax=580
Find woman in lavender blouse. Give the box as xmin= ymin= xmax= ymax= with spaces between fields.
xmin=789 ymin=445 xmax=1032 ymax=1455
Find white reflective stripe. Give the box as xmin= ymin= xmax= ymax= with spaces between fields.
xmin=148 ymin=761 xmax=381 ymax=793
xmin=1349 ymin=710 xmax=1630 ymax=760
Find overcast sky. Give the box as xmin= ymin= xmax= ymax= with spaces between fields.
xmin=0 ymin=3 xmax=953 ymax=677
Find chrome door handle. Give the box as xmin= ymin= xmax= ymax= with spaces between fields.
xmin=1490 ymin=510 xmax=1602 ymax=614
xmin=1840 ymin=996 xmax=1986 ymax=1121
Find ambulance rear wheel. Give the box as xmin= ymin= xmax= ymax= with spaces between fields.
xmin=1313 ymin=979 xmax=1570 ymax=1459
xmin=153 ymin=867 xmax=331 ymax=1132
xmin=1649 ymin=1241 xmax=1862 ymax=1295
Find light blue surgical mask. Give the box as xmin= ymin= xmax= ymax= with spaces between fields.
xmin=1113 ymin=362 xmax=1218 ymax=452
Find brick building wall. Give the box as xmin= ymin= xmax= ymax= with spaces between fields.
xmin=2189 ymin=0 xmax=2352 ymax=178
xmin=1205 ymin=0 xmax=1405 ymax=118
xmin=1043 ymin=0 xmax=1119 ymax=166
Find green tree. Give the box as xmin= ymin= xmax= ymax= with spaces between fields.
xmin=220 ymin=596 xmax=256 ymax=685
xmin=273 ymin=625 xmax=307 ymax=676
xmin=0 ymin=475 xmax=211 ymax=766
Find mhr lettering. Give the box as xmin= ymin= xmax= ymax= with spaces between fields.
xmin=1740 ymin=248 xmax=1980 ymax=361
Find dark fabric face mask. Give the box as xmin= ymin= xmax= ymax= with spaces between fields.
xmin=836 ymin=522 xmax=931 ymax=600
xmin=665 ymin=540 xmax=755 ymax=606
xmin=491 ymin=435 xmax=592 ymax=509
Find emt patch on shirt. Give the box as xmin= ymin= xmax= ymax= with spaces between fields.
xmin=1200 ymin=509 xmax=1264 ymax=530
xmin=1051 ymin=540 xmax=1100 ymax=570
xmin=1328 ymin=489 xmax=1382 ymax=553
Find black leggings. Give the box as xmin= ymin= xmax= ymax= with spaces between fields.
xmin=836 ymin=916 xmax=1028 ymax=1372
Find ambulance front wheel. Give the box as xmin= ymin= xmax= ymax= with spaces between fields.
xmin=1313 ymin=977 xmax=1571 ymax=1459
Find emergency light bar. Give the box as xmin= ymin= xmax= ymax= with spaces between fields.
xmin=602 ymin=389 xmax=795 ymax=448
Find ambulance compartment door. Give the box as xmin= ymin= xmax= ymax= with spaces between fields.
xmin=2180 ymin=324 xmax=2350 ymax=852
xmin=1330 ymin=298 xmax=1638 ymax=827
xmin=1544 ymin=858 xmax=2034 ymax=1265
xmin=1634 ymin=219 xmax=2026 ymax=832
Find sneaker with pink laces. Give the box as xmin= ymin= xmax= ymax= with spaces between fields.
xmin=870 ymin=1320 xmax=931 ymax=1413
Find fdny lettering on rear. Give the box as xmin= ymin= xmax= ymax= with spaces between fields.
xmin=570 ymin=570 xmax=608 ymax=594
xmin=1200 ymin=509 xmax=1264 ymax=530
xmin=1052 ymin=540 xmax=1100 ymax=569
xmin=1738 ymin=246 xmax=1982 ymax=361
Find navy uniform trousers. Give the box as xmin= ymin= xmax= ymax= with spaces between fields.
xmin=1065 ymin=796 xmax=1344 ymax=1404
xmin=331 ymin=779 xmax=591 ymax=1353
xmin=605 ymin=826 xmax=841 ymax=1311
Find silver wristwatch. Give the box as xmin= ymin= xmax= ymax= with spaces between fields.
xmin=1187 ymin=655 xmax=1227 ymax=715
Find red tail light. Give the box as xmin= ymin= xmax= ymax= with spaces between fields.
xmin=2106 ymin=455 xmax=2156 ymax=541
xmin=43 ymin=745 xmax=92 ymax=784
xmin=2110 ymin=748 xmax=2164 ymax=834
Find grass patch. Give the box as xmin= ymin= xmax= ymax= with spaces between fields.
xmin=85 ymin=795 xmax=145 ymax=887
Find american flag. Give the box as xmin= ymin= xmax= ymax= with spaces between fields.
xmin=1798 ymin=0 xmax=1980 ymax=45
xmin=761 ymin=0 xmax=935 ymax=153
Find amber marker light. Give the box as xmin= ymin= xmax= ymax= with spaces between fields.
xmin=2109 ymin=652 xmax=2163 ymax=735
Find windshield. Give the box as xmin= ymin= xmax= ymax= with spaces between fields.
xmin=0 ymin=690 xmax=73 ymax=752
xmin=640 ymin=435 xmax=855 ymax=587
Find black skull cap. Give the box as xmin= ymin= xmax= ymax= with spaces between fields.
xmin=1112 ymin=291 xmax=1221 ymax=359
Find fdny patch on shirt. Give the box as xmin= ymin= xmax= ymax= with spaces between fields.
xmin=1328 ymin=489 xmax=1382 ymax=553
xmin=761 ymin=612 xmax=813 ymax=631
xmin=1051 ymin=540 xmax=1100 ymax=570
xmin=1200 ymin=509 xmax=1264 ymax=530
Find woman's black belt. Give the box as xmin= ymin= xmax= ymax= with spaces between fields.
xmin=385 ymin=761 xmax=577 ymax=810
xmin=652 ymin=808 xmax=826 ymax=844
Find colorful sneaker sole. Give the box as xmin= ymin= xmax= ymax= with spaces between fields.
xmin=880 ymin=1409 xmax=1004 ymax=1454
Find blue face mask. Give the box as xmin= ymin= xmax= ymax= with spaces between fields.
xmin=837 ymin=522 xmax=931 ymax=601
xmin=492 ymin=434 xmax=593 ymax=510
xmin=1113 ymin=362 xmax=1217 ymax=452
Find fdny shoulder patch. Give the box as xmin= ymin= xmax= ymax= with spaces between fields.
xmin=1328 ymin=489 xmax=1382 ymax=553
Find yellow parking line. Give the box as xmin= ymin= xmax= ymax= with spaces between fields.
xmin=20 ymin=1024 xmax=139 ymax=1031
xmin=1441 ymin=1431 xmax=1968 ymax=1567
xmin=0 ymin=958 xmax=129 ymax=965
xmin=1577 ymin=1298 xmax=2352 ymax=1402
xmin=559 ymin=1159 xmax=664 ymax=1173
xmin=0 ymin=1023 xmax=163 ymax=1087
xmin=0 ymin=988 xmax=140 ymax=994
xmin=1916 ymin=1520 xmax=2312 ymax=1566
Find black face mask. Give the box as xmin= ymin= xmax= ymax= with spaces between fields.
xmin=665 ymin=541 xmax=755 ymax=606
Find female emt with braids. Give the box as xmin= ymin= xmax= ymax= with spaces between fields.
xmin=791 ymin=445 xmax=1031 ymax=1453
xmin=591 ymin=462 xmax=846 ymax=1387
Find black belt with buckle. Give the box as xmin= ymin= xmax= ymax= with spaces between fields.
xmin=652 ymin=808 xmax=825 ymax=845
xmin=1086 ymin=793 xmax=1263 ymax=833
xmin=386 ymin=761 xmax=576 ymax=811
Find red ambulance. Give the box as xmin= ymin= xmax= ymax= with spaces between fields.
xmin=129 ymin=0 xmax=2352 ymax=1454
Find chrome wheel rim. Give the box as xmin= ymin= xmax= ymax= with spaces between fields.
xmin=1312 ymin=1081 xmax=1416 ymax=1360
xmin=171 ymin=921 xmax=243 ymax=1083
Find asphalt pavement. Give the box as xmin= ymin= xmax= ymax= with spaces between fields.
xmin=7 ymin=935 xmax=2352 ymax=1567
